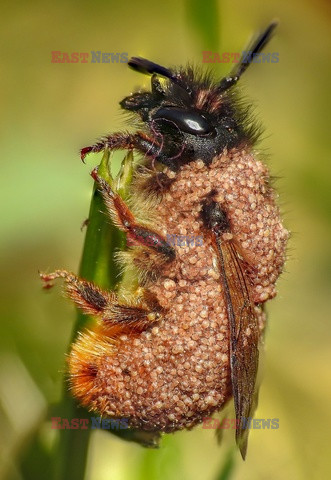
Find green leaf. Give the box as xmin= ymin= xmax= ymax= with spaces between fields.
xmin=49 ymin=149 xmax=132 ymax=480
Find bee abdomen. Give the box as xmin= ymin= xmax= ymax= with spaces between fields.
xmin=68 ymin=149 xmax=288 ymax=431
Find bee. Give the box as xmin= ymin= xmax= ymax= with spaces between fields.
xmin=41 ymin=21 xmax=289 ymax=459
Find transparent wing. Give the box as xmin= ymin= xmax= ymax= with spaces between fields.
xmin=212 ymin=236 xmax=260 ymax=459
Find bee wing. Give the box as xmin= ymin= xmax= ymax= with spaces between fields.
xmin=212 ymin=236 xmax=260 ymax=459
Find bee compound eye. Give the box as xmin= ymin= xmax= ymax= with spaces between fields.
xmin=153 ymin=107 xmax=216 ymax=137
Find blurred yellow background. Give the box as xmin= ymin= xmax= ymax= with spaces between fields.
xmin=1 ymin=0 xmax=331 ymax=479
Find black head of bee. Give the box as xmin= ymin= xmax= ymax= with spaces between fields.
xmin=120 ymin=22 xmax=277 ymax=171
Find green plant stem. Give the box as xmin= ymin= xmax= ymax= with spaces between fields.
xmin=52 ymin=150 xmax=124 ymax=480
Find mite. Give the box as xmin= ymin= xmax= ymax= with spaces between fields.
xmin=41 ymin=22 xmax=289 ymax=458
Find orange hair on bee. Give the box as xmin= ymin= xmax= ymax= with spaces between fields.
xmin=68 ymin=328 xmax=117 ymax=408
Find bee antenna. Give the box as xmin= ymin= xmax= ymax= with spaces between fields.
xmin=128 ymin=57 xmax=192 ymax=96
xmin=218 ymin=21 xmax=278 ymax=92
xmin=129 ymin=57 xmax=176 ymax=80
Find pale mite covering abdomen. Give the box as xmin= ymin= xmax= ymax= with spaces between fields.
xmin=68 ymin=150 xmax=289 ymax=431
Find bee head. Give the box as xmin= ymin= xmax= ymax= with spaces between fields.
xmin=120 ymin=22 xmax=277 ymax=170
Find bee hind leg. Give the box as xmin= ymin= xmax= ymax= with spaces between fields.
xmin=40 ymin=270 xmax=113 ymax=316
xmin=40 ymin=269 xmax=163 ymax=331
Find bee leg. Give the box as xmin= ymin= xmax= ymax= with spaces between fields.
xmin=102 ymin=295 xmax=163 ymax=331
xmin=80 ymin=132 xmax=135 ymax=161
xmin=91 ymin=168 xmax=175 ymax=263
xmin=40 ymin=270 xmax=113 ymax=316
xmin=40 ymin=270 xmax=163 ymax=330
xmin=80 ymin=131 xmax=162 ymax=162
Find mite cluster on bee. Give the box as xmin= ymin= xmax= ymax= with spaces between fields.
xmin=41 ymin=21 xmax=289 ymax=458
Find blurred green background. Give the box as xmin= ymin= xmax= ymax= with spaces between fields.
xmin=1 ymin=0 xmax=331 ymax=479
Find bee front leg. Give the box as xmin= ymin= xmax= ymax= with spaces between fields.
xmin=80 ymin=131 xmax=162 ymax=162
xmin=40 ymin=270 xmax=163 ymax=331
xmin=80 ymin=132 xmax=135 ymax=161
